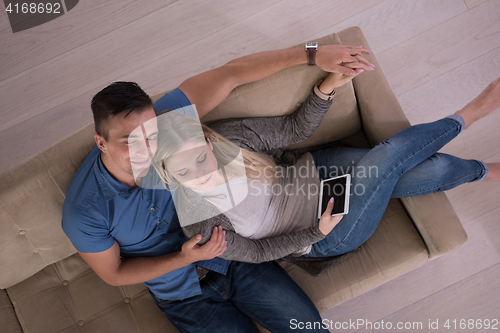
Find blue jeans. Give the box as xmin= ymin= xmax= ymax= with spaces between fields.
xmin=308 ymin=115 xmax=488 ymax=257
xmin=152 ymin=260 xmax=329 ymax=333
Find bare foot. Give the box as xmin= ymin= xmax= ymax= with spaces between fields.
xmin=484 ymin=162 xmax=500 ymax=181
xmin=455 ymin=77 xmax=500 ymax=130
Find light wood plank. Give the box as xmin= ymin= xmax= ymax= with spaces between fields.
xmin=0 ymin=0 xmax=279 ymax=132
xmin=396 ymin=46 xmax=500 ymax=162
xmin=0 ymin=0 xmax=179 ymax=81
xmin=446 ymin=152 xmax=500 ymax=224
xmin=464 ymin=0 xmax=489 ymax=10
xmin=377 ymin=0 xmax=500 ymax=96
xmin=476 ymin=324 xmax=500 ymax=333
xmin=372 ymin=263 xmax=500 ymax=333
xmin=396 ymin=47 xmax=500 ymax=228
xmin=0 ymin=1 xmax=10 ymax=32
xmin=0 ymin=91 xmax=94 ymax=174
xmin=0 ymin=0 xmax=391 ymax=173
xmin=322 ymin=207 xmax=500 ymax=332
xmin=317 ymin=318 xmax=375 ymax=333
xmin=120 ymin=0 xmax=388 ymax=99
xmin=307 ymin=0 xmax=467 ymax=54
xmin=447 ymin=182 xmax=500 ymax=225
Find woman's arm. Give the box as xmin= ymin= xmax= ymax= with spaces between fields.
xmin=208 ymin=89 xmax=334 ymax=153
xmin=182 ymin=214 xmax=326 ymax=263
xmin=207 ymin=70 xmax=364 ymax=153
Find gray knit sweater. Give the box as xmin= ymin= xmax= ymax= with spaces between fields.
xmin=179 ymin=89 xmax=334 ymax=264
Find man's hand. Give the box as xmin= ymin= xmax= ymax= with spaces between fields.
xmin=180 ymin=225 xmax=227 ymax=263
xmin=316 ymin=45 xmax=373 ymax=76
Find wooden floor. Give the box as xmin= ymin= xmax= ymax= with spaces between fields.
xmin=1 ymin=0 xmax=499 ymax=332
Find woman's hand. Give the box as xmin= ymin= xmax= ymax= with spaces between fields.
xmin=317 ymin=52 xmax=375 ymax=94
xmin=316 ymin=45 xmax=373 ymax=76
xmin=180 ymin=226 xmax=227 ymax=263
xmin=318 ymin=197 xmax=344 ymax=236
xmin=318 ymin=66 xmax=365 ymax=94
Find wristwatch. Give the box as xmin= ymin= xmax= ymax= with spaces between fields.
xmin=305 ymin=42 xmax=318 ymax=66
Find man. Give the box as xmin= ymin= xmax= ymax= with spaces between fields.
xmin=62 ymin=44 xmax=372 ymax=332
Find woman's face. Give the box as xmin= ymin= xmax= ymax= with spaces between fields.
xmin=165 ymin=139 xmax=221 ymax=191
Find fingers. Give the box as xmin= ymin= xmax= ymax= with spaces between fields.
xmin=216 ymin=234 xmax=227 ymax=256
xmin=322 ymin=197 xmax=335 ymax=217
xmin=346 ymin=45 xmax=373 ymax=55
xmin=206 ymin=226 xmax=227 ymax=256
xmin=354 ymin=55 xmax=374 ymax=69
xmin=354 ymin=68 xmax=364 ymax=75
xmin=207 ymin=226 xmax=222 ymax=245
xmin=214 ymin=226 xmax=227 ymax=255
xmin=346 ymin=49 xmax=363 ymax=57
xmin=340 ymin=61 xmax=373 ymax=71
xmin=329 ymin=214 xmax=344 ymax=230
xmin=187 ymin=234 xmax=202 ymax=248
xmin=341 ymin=54 xmax=359 ymax=64
xmin=334 ymin=64 xmax=356 ymax=77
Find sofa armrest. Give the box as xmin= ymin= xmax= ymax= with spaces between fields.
xmin=398 ymin=195 xmax=468 ymax=259
xmin=337 ymin=26 xmax=410 ymax=145
xmin=336 ymin=26 xmax=468 ymax=258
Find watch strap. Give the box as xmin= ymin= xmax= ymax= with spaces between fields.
xmin=305 ymin=42 xmax=318 ymax=66
xmin=314 ymin=80 xmax=336 ymax=100
xmin=307 ymin=48 xmax=316 ymax=66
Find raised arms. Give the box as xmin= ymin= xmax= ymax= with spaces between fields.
xmin=178 ymin=45 xmax=372 ymax=117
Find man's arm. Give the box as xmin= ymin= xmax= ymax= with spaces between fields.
xmin=78 ymin=226 xmax=227 ymax=286
xmin=183 ymin=217 xmax=326 ymax=264
xmin=178 ymin=45 xmax=372 ymax=117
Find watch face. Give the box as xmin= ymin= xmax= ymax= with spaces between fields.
xmin=306 ymin=42 xmax=318 ymax=49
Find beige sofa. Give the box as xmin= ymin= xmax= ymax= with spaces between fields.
xmin=0 ymin=27 xmax=468 ymax=333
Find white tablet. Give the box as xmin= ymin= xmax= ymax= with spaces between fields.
xmin=317 ymin=174 xmax=351 ymax=219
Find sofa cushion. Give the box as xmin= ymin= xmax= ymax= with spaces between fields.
xmin=6 ymin=254 xmax=176 ymax=333
xmin=0 ymin=125 xmax=95 ymax=289
xmin=280 ymin=199 xmax=428 ymax=313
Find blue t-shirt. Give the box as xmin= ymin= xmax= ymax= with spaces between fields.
xmin=62 ymin=88 xmax=230 ymax=300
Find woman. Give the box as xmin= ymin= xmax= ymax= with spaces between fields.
xmin=152 ymin=70 xmax=500 ymax=267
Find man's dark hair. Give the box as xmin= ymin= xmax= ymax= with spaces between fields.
xmin=91 ymin=82 xmax=154 ymax=140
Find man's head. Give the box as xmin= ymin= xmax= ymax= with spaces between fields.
xmin=91 ymin=82 xmax=158 ymax=186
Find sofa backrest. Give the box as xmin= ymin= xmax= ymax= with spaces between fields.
xmin=201 ymin=33 xmax=361 ymax=149
xmin=0 ymin=32 xmax=361 ymax=289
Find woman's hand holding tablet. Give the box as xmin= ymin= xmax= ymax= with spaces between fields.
xmin=317 ymin=174 xmax=351 ymax=236
xmin=318 ymin=197 xmax=345 ymax=236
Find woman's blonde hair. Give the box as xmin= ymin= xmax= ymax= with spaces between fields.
xmin=152 ymin=112 xmax=277 ymax=190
